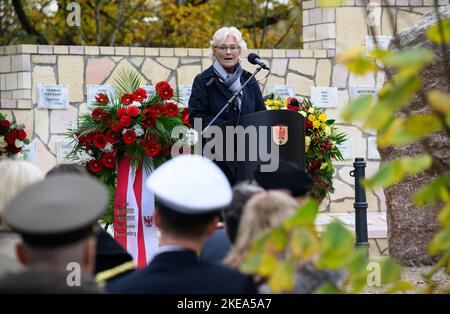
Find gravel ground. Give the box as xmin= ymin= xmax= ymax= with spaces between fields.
xmin=362 ymin=267 xmax=449 ymax=294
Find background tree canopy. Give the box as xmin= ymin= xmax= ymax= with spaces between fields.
xmin=0 ymin=0 xmax=303 ymax=48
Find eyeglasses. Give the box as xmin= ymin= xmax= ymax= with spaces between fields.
xmin=215 ymin=45 xmax=239 ymax=52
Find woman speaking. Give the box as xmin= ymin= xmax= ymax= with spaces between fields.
xmin=188 ymin=26 xmax=266 ymax=130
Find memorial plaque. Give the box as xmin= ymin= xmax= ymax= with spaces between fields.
xmin=350 ymin=86 xmax=380 ymax=100
xmin=56 ymin=141 xmax=76 ymax=164
xmin=21 ymin=140 xmax=37 ymax=164
xmin=37 ymin=85 xmax=69 ymax=109
xmin=87 ymin=85 xmax=115 ymax=107
xmin=178 ymin=85 xmax=192 ymax=108
xmin=368 ymin=136 xmax=380 ymax=160
xmin=266 ymin=85 xmax=295 ymax=100
xmin=310 ymin=87 xmax=338 ymax=108
xmin=365 ymin=35 xmax=391 ymax=56
xmin=336 ymin=139 xmax=353 ymax=160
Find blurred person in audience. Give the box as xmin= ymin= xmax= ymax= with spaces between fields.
xmin=200 ymin=183 xmax=264 ymax=264
xmin=46 ymin=164 xmax=135 ymax=283
xmin=224 ymin=191 xmax=345 ymax=294
xmin=0 ymin=174 xmax=108 ymax=293
xmin=0 ymin=160 xmax=44 ymax=278
xmin=107 ymin=155 xmax=257 ymax=294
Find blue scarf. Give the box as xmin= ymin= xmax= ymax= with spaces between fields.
xmin=212 ymin=60 xmax=244 ymax=109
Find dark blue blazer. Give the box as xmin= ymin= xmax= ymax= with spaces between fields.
xmin=188 ymin=65 xmax=267 ymax=130
xmin=200 ymin=229 xmax=232 ymax=265
xmin=106 ymin=250 xmax=257 ymax=294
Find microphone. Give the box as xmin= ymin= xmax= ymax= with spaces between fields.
xmin=247 ymin=53 xmax=270 ymax=70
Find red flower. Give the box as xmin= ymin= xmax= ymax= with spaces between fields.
xmin=149 ymin=104 xmax=164 ymax=118
xmin=287 ymin=104 xmax=299 ymax=111
xmin=92 ymin=108 xmax=105 ymax=121
xmin=123 ymin=130 xmax=136 ymax=144
xmin=111 ymin=121 xmax=122 ymax=133
xmin=5 ymin=132 xmax=16 ymax=145
xmin=133 ymin=88 xmax=147 ymax=102
xmin=155 ymin=81 xmax=173 ymax=100
xmin=17 ymin=129 xmax=27 ymax=141
xmin=0 ymin=119 xmax=10 ymax=129
xmin=88 ymin=159 xmax=103 ymax=173
xmin=164 ymin=102 xmax=179 ymax=117
xmin=145 ymin=141 xmax=160 ymax=157
xmin=101 ymin=152 xmax=115 ymax=169
xmin=116 ymin=108 xmax=127 ymax=118
xmin=127 ymin=106 xmax=139 ymax=118
xmin=95 ymin=93 xmax=109 ymax=104
xmin=121 ymin=94 xmax=134 ymax=105
xmin=180 ymin=108 xmax=191 ymax=127
xmin=305 ymin=120 xmax=313 ymax=129
xmin=7 ymin=144 xmax=21 ymax=155
xmin=93 ymin=133 xmax=107 ymax=149
xmin=120 ymin=115 xmax=131 ymax=127
xmin=105 ymin=130 xmax=118 ymax=143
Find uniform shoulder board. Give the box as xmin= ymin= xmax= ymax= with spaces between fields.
xmin=95 ymin=261 xmax=136 ymax=285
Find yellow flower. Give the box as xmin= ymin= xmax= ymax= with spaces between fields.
xmin=313 ymin=120 xmax=321 ymax=129
xmin=305 ymin=136 xmax=311 ymax=152
xmin=308 ymin=114 xmax=316 ymax=122
xmin=320 ymin=162 xmax=328 ymax=170
xmin=318 ymin=113 xmax=327 ymax=122
xmin=265 ymin=99 xmax=273 ymax=106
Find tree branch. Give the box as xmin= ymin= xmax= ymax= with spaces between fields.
xmin=11 ymin=0 xmax=49 ymax=44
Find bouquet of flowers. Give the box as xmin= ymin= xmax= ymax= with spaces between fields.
xmin=0 ymin=113 xmax=30 ymax=160
xmin=66 ymin=70 xmax=192 ymax=225
xmin=264 ymin=94 xmax=347 ymax=201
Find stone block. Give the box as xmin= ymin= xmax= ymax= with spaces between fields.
xmin=270 ymin=59 xmax=288 ymax=76
xmin=6 ymin=73 xmax=17 ymax=90
xmin=85 ymin=46 xmax=100 ymax=55
xmin=259 ymin=49 xmax=272 ymax=58
xmin=130 ymin=57 xmax=144 ymax=68
xmin=69 ymin=46 xmax=84 ymax=55
xmin=160 ymin=48 xmax=174 ymax=57
xmin=409 ymin=0 xmax=422 ymax=5
xmin=331 ymin=63 xmax=348 ymax=88
xmin=0 ymin=74 xmax=5 ymax=90
xmin=11 ymin=54 xmax=31 ymax=72
xmin=35 ymin=137 xmax=56 ymax=174
xmin=99 ymin=46 xmax=115 ymax=55
xmin=287 ymin=73 xmax=314 ymax=96
xmin=322 ymin=39 xmax=336 ymax=49
xmin=272 ymin=50 xmax=286 ymax=58
xmin=0 ymin=56 xmax=10 ymax=73
xmin=142 ymin=58 xmax=170 ymax=84
xmin=300 ymin=49 xmax=314 ymax=58
xmin=48 ymin=134 xmax=68 ymax=155
xmin=263 ymin=75 xmax=285 ymax=95
xmin=397 ymin=10 xmax=423 ymax=33
xmin=145 ymin=48 xmax=159 ymax=56
xmin=177 ymin=65 xmax=201 ymax=86
xmin=303 ymin=0 xmax=315 ymax=9
xmin=13 ymin=89 xmax=31 ymax=99
xmin=32 ymin=55 xmax=56 ymax=64
xmin=349 ymin=72 xmax=375 ymax=86
xmin=286 ymin=49 xmax=300 ymax=57
xmin=50 ymin=104 xmax=78 ymax=134
xmin=180 ymin=58 xmax=200 ymax=65
xmin=322 ymin=8 xmax=335 ymax=23
xmin=5 ymin=46 xmax=16 ymax=54
xmin=115 ymin=47 xmax=129 ymax=56
xmin=38 ymin=45 xmax=53 ymax=54
xmin=303 ymin=25 xmax=316 ymax=42
xmin=396 ymin=0 xmax=409 ymax=5
xmin=202 ymin=49 xmax=210 ymax=57
xmin=336 ymin=7 xmax=367 ymax=54
xmin=188 ymin=49 xmax=202 ymax=57
xmin=0 ymin=99 xmax=16 ymax=108
xmin=315 ymin=59 xmax=332 ymax=86
xmin=130 ymin=47 xmax=145 ymax=56
xmin=36 ymin=108 xmax=51 ymax=144
xmin=329 ymin=198 xmax=355 ymax=213
xmin=17 ymin=45 xmax=37 ymax=54
xmin=157 ymin=57 xmax=179 ymax=70
xmin=58 ymin=56 xmax=84 ymax=102
xmin=53 ymin=46 xmax=69 ymax=54
xmin=202 ymin=58 xmax=212 ymax=71
xmin=313 ymin=49 xmax=327 ymax=58
xmin=310 ymin=41 xmax=322 ymax=49
xmin=303 ymin=9 xmax=310 ymax=25
xmin=310 ymin=8 xmax=322 ymax=24
xmin=13 ymin=110 xmax=33 ymax=137
xmin=316 ymin=23 xmax=336 ymax=40
xmin=86 ymin=57 xmax=116 ymax=85
xmin=289 ymin=58 xmax=316 ymax=76
xmin=174 ymin=48 xmax=188 ymax=56
xmin=17 ymin=99 xmax=32 ymax=109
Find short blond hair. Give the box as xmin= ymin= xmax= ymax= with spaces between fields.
xmin=223 ymin=191 xmax=299 ymax=268
xmin=209 ymin=26 xmax=248 ymax=61
xmin=0 ymin=160 xmax=44 ymax=229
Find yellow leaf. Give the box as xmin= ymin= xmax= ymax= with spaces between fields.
xmin=267 ymin=261 xmax=295 ymax=293
xmin=427 ymin=89 xmax=450 ymax=115
xmin=257 ymin=253 xmax=278 ymax=277
xmin=426 ymin=18 xmax=450 ymax=44
xmin=336 ymin=47 xmax=364 ymax=64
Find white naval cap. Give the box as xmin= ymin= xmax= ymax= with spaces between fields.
xmin=146 ymin=155 xmax=232 ymax=214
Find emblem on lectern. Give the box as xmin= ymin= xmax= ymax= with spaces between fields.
xmin=272 ymin=125 xmax=288 ymax=145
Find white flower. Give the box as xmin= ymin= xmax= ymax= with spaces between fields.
xmin=101 ymin=142 xmax=114 ymax=152
xmin=77 ymin=151 xmax=94 ymax=164
xmin=307 ymin=107 xmax=314 ymax=114
xmin=133 ymin=124 xmax=144 ymax=137
xmin=122 ymin=128 xmax=129 ymax=135
xmin=0 ymin=136 xmax=7 ymax=148
xmin=14 ymin=139 xmax=24 ymax=148
xmin=13 ymin=152 xmax=25 ymax=160
xmin=132 ymin=101 xmax=142 ymax=108
xmin=324 ymin=126 xmax=331 ymax=136
xmin=299 ymin=111 xmax=307 ymax=117
xmin=305 ymin=136 xmax=311 ymax=153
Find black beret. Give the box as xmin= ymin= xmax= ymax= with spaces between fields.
xmin=254 ymin=159 xmax=313 ymax=197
